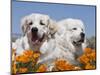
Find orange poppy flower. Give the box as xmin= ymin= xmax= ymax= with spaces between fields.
xmin=18 ymin=68 xmax=28 ymax=73
xmin=78 ymin=54 xmax=90 ymax=64
xmin=85 ymin=63 xmax=95 ymax=69
xmin=54 ymin=59 xmax=81 ymax=71
xmin=16 ymin=55 xmax=30 ymax=63
xmin=84 ymin=48 xmax=92 ymax=54
xmin=37 ymin=64 xmax=47 ymax=72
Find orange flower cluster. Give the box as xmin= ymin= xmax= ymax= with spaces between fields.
xmin=12 ymin=49 xmax=47 ymax=74
xmin=18 ymin=68 xmax=28 ymax=73
xmin=12 ymin=49 xmax=16 ymax=74
xmin=78 ymin=48 xmax=96 ymax=69
xmin=16 ymin=50 xmax=40 ymax=63
xmin=53 ymin=59 xmax=81 ymax=71
xmin=12 ymin=48 xmax=96 ymax=74
xmin=53 ymin=48 xmax=96 ymax=71
xmin=37 ymin=64 xmax=47 ymax=72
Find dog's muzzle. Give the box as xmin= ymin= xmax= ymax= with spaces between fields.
xmin=73 ymin=32 xmax=85 ymax=45
xmin=31 ymin=27 xmax=45 ymax=45
xmin=80 ymin=32 xmax=85 ymax=42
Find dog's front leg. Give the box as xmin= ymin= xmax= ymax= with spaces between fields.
xmin=23 ymin=36 xmax=30 ymax=50
xmin=40 ymin=40 xmax=48 ymax=54
xmin=47 ymin=63 xmax=55 ymax=71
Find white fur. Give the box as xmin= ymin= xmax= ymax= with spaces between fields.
xmin=12 ymin=13 xmax=57 ymax=55
xmin=39 ymin=18 xmax=87 ymax=71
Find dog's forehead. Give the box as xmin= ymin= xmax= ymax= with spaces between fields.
xmin=67 ymin=19 xmax=84 ymax=29
xmin=29 ymin=14 xmax=50 ymax=21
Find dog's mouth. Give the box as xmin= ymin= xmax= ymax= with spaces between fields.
xmin=31 ymin=32 xmax=45 ymax=45
xmin=73 ymin=38 xmax=84 ymax=46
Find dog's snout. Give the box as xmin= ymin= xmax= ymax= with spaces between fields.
xmin=31 ymin=27 xmax=38 ymax=32
xmin=80 ymin=32 xmax=85 ymax=38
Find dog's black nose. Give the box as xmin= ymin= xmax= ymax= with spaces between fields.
xmin=80 ymin=32 xmax=85 ymax=38
xmin=31 ymin=27 xmax=38 ymax=33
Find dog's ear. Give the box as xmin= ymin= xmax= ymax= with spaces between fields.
xmin=48 ymin=20 xmax=58 ymax=38
xmin=21 ymin=16 xmax=28 ymax=36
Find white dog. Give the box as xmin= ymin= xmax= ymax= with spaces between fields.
xmin=39 ymin=18 xmax=87 ymax=71
xmin=12 ymin=13 xmax=57 ymax=55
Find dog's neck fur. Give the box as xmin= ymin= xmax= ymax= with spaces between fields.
xmin=74 ymin=44 xmax=83 ymax=58
xmin=55 ymin=33 xmax=83 ymax=58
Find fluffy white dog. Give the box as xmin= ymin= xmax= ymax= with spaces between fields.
xmin=39 ymin=18 xmax=87 ymax=71
xmin=12 ymin=13 xmax=57 ymax=55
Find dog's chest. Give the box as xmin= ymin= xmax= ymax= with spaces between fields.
xmin=75 ymin=46 xmax=83 ymax=57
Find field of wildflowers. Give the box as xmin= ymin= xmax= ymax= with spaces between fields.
xmin=12 ymin=48 xmax=96 ymax=74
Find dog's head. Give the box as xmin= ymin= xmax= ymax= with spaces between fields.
xmin=67 ymin=19 xmax=85 ymax=46
xmin=59 ymin=18 xmax=85 ymax=46
xmin=21 ymin=13 xmax=57 ymax=46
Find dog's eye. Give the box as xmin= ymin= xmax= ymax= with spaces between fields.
xmin=29 ymin=21 xmax=33 ymax=25
xmin=73 ymin=28 xmax=77 ymax=30
xmin=40 ymin=20 xmax=45 ymax=25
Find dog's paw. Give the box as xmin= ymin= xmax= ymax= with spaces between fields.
xmin=47 ymin=64 xmax=54 ymax=71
